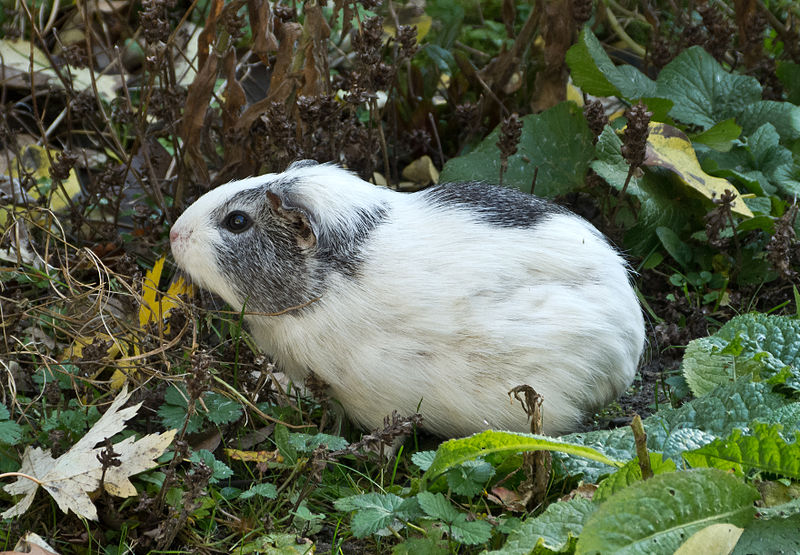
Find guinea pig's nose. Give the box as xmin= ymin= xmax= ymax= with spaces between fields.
xmin=169 ymin=228 xmax=179 ymax=243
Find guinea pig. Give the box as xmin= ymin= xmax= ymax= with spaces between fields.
xmin=170 ymin=160 xmax=645 ymax=437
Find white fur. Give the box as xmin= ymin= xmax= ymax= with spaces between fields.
xmin=171 ymin=164 xmax=645 ymax=437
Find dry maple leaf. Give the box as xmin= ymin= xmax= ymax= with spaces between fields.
xmin=2 ymin=385 xmax=176 ymax=520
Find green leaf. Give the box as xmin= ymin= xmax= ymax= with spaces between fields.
xmin=732 ymin=514 xmax=800 ymax=554
xmin=565 ymin=27 xmax=656 ymax=99
xmin=392 ymin=535 xmax=449 ymax=555
xmin=240 ymin=482 xmax=278 ymax=499
xmin=446 ymin=459 xmax=495 ymax=496
xmin=575 ymin=469 xmax=759 ymax=554
xmin=736 ymin=100 xmax=800 ymax=142
xmin=655 ymin=46 xmax=762 ymax=129
xmin=412 ymin=450 xmax=436 ymax=471
xmin=190 ymin=449 xmax=234 ymax=483
xmin=416 ymin=492 xmax=492 ymax=545
xmin=682 ymin=313 xmax=800 ymax=397
xmin=691 ymin=118 xmax=742 ymax=152
xmin=288 ymin=432 xmax=349 ymax=452
xmin=560 ymin=380 xmax=800 ymax=483
xmin=0 ymin=405 xmax=22 ymax=445
xmin=656 ymin=227 xmax=693 ymax=269
xmin=157 ymin=385 xmax=203 ymax=434
xmin=594 ymin=453 xmax=678 ymax=503
xmin=487 ymin=497 xmax=594 ymax=554
xmin=335 ymin=492 xmax=412 ymax=537
xmin=417 ymin=491 xmax=461 ymax=522
xmin=683 ymin=421 xmax=800 ymax=479
xmin=439 ymin=102 xmax=595 ymax=197
xmin=777 ymin=61 xmax=800 ymax=105
xmin=274 ymin=424 xmax=298 ymax=465
xmin=203 ymin=392 xmax=243 ymax=425
xmin=421 ymin=430 xmax=622 ymax=486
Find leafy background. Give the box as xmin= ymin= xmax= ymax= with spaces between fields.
xmin=1 ymin=0 xmax=800 ymax=553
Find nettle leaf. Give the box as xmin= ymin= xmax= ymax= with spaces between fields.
xmin=486 ymin=497 xmax=594 ymax=555
xmin=421 ymin=430 xmax=622 ymax=486
xmin=559 ymin=380 xmax=800 ymax=483
xmin=594 ymin=453 xmax=678 ymax=503
xmin=335 ymin=492 xmax=419 ymax=538
xmin=439 ymin=101 xmax=595 ymax=197
xmin=575 ymin=469 xmax=759 ymax=554
xmin=566 ymin=27 xmax=657 ymax=99
xmin=446 ymin=459 xmax=495 ymax=496
xmin=655 ymin=46 xmax=762 ymax=129
xmin=732 ymin=514 xmax=800 ymax=554
xmin=0 ymin=404 xmax=22 ymax=446
xmin=274 ymin=424 xmax=298 ymax=465
xmin=683 ymin=421 xmax=800 ymax=479
xmin=417 ymin=492 xmax=493 ymax=546
xmin=682 ymin=313 xmax=800 ymax=397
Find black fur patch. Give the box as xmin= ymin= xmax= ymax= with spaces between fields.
xmin=315 ymin=205 xmax=389 ymax=278
xmin=422 ymin=181 xmax=567 ymax=227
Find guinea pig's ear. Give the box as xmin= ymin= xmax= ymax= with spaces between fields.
xmin=266 ymin=190 xmax=317 ymax=249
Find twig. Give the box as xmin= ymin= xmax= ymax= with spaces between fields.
xmin=603 ymin=1 xmax=646 ymax=57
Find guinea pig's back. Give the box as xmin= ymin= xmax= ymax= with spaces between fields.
xmin=264 ymin=183 xmax=644 ymax=436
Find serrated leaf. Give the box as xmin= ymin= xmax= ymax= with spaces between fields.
xmin=449 ymin=516 xmax=493 ymax=545
xmin=203 ymin=392 xmax=243 ymax=425
xmin=575 ymin=469 xmax=759 ymax=554
xmin=288 ymin=432 xmax=349 ymax=452
xmin=421 ymin=430 xmax=621 ymax=486
xmin=446 ymin=459 xmax=495 ymax=496
xmin=190 ymin=449 xmax=233 ymax=483
xmin=487 ymin=497 xmax=594 ymax=554
xmin=682 ymin=313 xmax=800 ymax=397
xmin=417 ymin=491 xmax=461 ymax=522
xmin=412 ymin=450 xmax=436 ymax=471
xmin=655 ymin=47 xmax=762 ymax=129
xmin=559 ymin=380 xmax=800 ymax=483
xmin=673 ymin=523 xmax=743 ymax=555
xmin=0 ymin=404 xmax=22 ymax=445
xmin=684 ymin=421 xmax=800 ymax=479
xmin=594 ymin=453 xmax=678 ymax=503
xmin=439 ymin=102 xmax=595 ymax=197
xmin=735 ymin=100 xmax=800 ymax=142
xmin=335 ymin=492 xmax=409 ymax=537
xmin=240 ymin=482 xmax=278 ymax=499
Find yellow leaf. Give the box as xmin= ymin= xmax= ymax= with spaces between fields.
xmin=139 ymin=257 xmax=165 ymax=328
xmin=644 ymin=123 xmax=753 ymax=218
xmin=383 ymin=13 xmax=432 ymax=43
xmin=674 ymin=523 xmax=743 ymax=555
xmin=225 ymin=448 xmax=284 ymax=464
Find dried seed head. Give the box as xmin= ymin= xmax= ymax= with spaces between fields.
xmin=497 ymin=113 xmax=523 ymax=160
xmin=766 ymin=203 xmax=799 ymax=280
xmin=583 ymin=99 xmax=608 ymax=143
xmin=572 ymin=0 xmax=593 ymax=25
xmin=621 ymin=102 xmax=652 ymax=169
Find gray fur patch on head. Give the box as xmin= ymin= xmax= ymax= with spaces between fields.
xmin=209 ymin=184 xmax=389 ymax=313
xmin=422 ymin=181 xmax=567 ymax=228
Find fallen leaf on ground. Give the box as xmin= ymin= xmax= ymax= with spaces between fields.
xmin=1 ymin=386 xmax=176 ymax=520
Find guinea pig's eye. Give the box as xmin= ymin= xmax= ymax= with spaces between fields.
xmin=223 ymin=211 xmax=252 ymax=233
